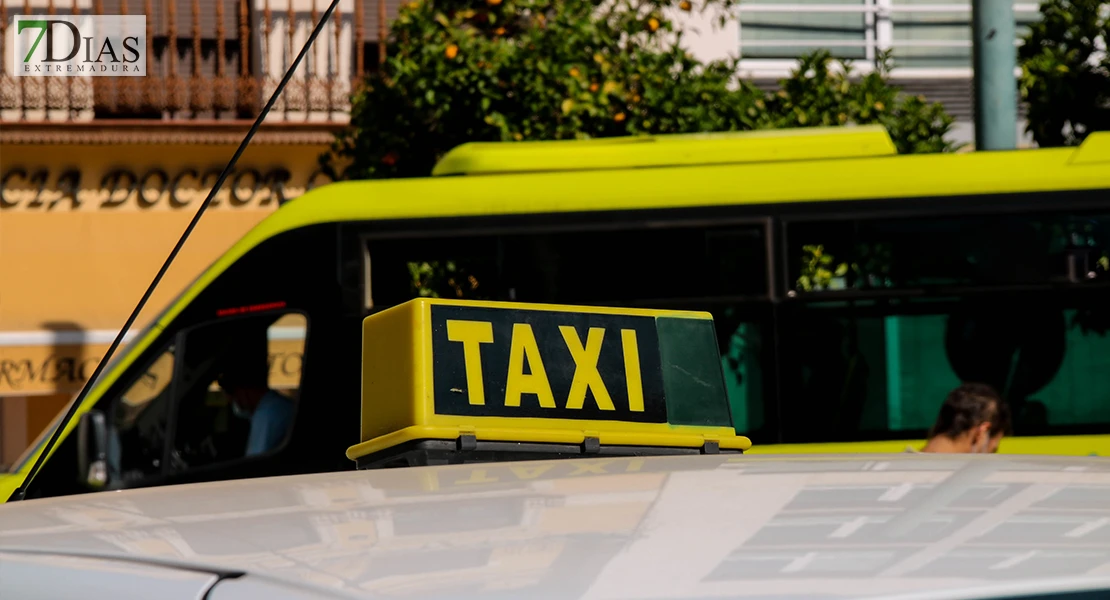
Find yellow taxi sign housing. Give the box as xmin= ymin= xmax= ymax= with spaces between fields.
xmin=346 ymin=299 xmax=751 ymax=466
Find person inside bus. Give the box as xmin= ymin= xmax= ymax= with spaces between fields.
xmin=216 ymin=346 xmax=295 ymax=458
xmin=912 ymin=382 xmax=1012 ymax=454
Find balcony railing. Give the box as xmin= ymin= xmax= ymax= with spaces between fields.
xmin=1 ymin=0 xmax=395 ymax=123
xmin=2 ymin=1 xmax=1060 ymax=124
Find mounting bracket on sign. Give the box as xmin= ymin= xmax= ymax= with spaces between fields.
xmin=457 ymin=434 xmax=478 ymax=452
xmin=582 ymin=437 xmax=601 ymax=454
xmin=353 ymin=437 xmax=743 ymax=470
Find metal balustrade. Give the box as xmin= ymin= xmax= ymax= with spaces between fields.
xmin=0 ymin=0 xmax=396 ymax=123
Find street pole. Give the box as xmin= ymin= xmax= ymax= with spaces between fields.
xmin=971 ymin=0 xmax=1019 ymax=150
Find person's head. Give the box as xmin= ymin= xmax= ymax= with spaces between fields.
xmin=218 ymin=372 xmax=267 ymax=412
xmin=925 ymin=383 xmax=1011 ymax=453
xmin=216 ymin=335 xmax=271 ymax=412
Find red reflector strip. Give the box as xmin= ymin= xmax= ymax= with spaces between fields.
xmin=217 ymin=301 xmax=287 ymax=317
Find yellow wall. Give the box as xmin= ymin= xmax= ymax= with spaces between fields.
xmin=1 ymin=141 xmax=327 ymax=401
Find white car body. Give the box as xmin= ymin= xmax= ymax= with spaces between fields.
xmin=1 ymin=453 xmax=1109 ymax=600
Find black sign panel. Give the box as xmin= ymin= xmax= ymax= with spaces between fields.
xmin=430 ymin=304 xmax=666 ymax=423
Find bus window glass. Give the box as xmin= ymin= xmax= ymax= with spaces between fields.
xmin=715 ymin=307 xmax=768 ymax=436
xmin=787 ymin=212 xmax=1109 ymax=292
xmin=169 ymin=312 xmax=306 ymax=471
xmin=367 ymin=226 xmax=772 ymax=438
xmin=366 ymin=224 xmax=768 ymax=308
xmin=779 ymin=300 xmax=1110 ymax=442
xmin=111 ymin=344 xmax=175 ymax=482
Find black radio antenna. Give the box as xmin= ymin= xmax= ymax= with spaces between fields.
xmin=8 ymin=0 xmax=344 ymax=502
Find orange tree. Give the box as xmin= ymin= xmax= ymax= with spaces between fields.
xmin=322 ymin=0 xmax=956 ymax=180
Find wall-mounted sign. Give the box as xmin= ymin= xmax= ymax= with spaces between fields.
xmin=1 ymin=165 xmax=334 ymax=211
xmin=0 ymin=141 xmax=332 ymax=381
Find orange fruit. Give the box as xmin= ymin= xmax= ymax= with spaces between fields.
xmin=445 ymin=44 xmax=459 ymax=59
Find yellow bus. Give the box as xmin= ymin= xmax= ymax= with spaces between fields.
xmin=5 ymin=125 xmax=1109 ymax=501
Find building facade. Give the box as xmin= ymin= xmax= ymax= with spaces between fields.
xmin=679 ymin=0 xmax=1040 ymax=148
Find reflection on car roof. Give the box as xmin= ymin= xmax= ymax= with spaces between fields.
xmin=1 ymin=454 xmax=1109 ymax=599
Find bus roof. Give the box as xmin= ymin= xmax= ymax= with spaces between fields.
xmin=277 ymin=130 xmax=1105 ymax=227
xmin=269 ymin=131 xmax=1099 ymax=241
xmin=431 ymin=125 xmax=900 ymax=176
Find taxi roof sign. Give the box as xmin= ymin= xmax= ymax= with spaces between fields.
xmin=346 ymin=299 xmax=751 ymax=468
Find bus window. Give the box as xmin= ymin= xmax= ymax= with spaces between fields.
xmin=365 ymin=224 xmax=773 ymax=439
xmin=778 ymin=299 xmax=1110 ymax=442
xmin=168 ymin=312 xmax=306 ymax=471
xmin=365 ymin=223 xmax=768 ymax=309
xmin=715 ymin=306 xmax=769 ymax=437
xmin=110 ymin=344 xmax=176 ymax=482
xmin=787 ymin=212 xmax=1109 ymax=292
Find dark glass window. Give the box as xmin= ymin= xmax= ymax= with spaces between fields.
xmin=367 ymin=223 xmax=768 ymax=308
xmin=105 ymin=310 xmax=307 ymax=485
xmin=777 ymin=297 xmax=1110 ymax=442
xmin=110 ymin=343 xmax=176 ymax=481
xmin=787 ymin=212 xmax=1109 ymax=292
xmin=169 ymin=311 xmax=306 ymax=471
xmin=366 ymin=224 xmax=771 ymax=438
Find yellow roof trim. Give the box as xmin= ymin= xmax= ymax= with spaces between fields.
xmin=346 ymin=425 xmax=751 ymax=461
xmin=1068 ymin=131 xmax=1110 ymax=165
xmin=431 ymin=125 xmax=898 ymax=176
xmin=746 ymin=434 xmax=1110 ymax=456
xmin=417 ymin=297 xmax=713 ymax=319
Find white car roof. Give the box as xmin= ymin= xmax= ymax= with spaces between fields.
xmin=2 ymin=453 xmax=1109 ymax=599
